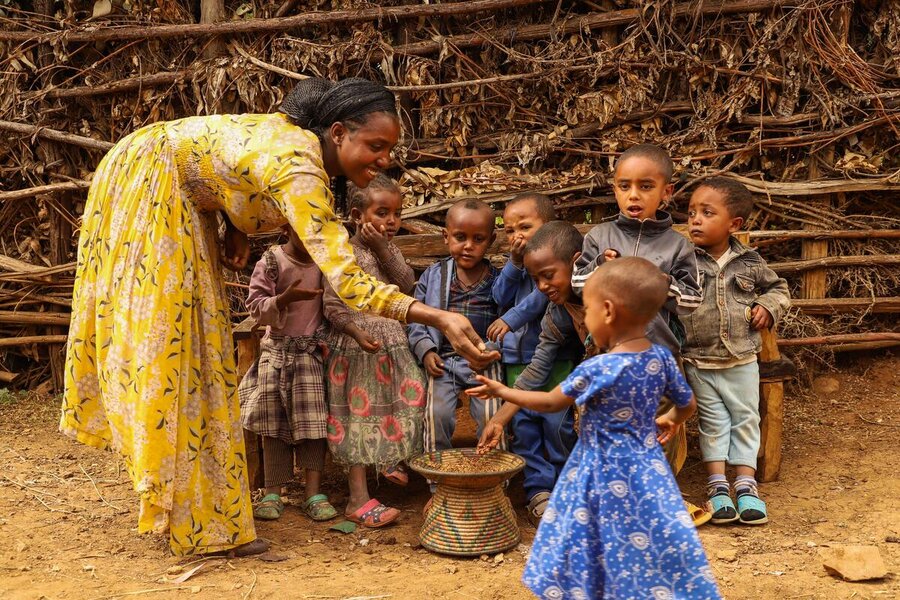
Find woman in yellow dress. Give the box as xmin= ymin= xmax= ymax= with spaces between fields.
xmin=61 ymin=77 xmax=497 ymax=556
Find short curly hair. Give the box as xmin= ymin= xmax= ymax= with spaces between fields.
xmin=697 ymin=177 xmax=754 ymax=222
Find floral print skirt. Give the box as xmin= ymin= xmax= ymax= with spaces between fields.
xmin=324 ymin=326 xmax=425 ymax=470
xmin=60 ymin=123 xmax=256 ymax=555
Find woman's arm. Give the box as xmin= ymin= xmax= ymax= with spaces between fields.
xmin=406 ymin=302 xmax=497 ymax=370
xmin=266 ymin=137 xmax=498 ymax=369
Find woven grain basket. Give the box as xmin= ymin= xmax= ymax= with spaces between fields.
xmin=410 ymin=448 xmax=524 ymax=556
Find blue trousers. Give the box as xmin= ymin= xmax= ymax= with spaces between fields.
xmin=685 ymin=361 xmax=761 ymax=469
xmin=424 ymin=355 xmax=504 ymax=453
xmin=507 ymin=362 xmax=577 ymax=501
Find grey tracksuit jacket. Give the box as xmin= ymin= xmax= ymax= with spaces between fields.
xmin=571 ymin=211 xmax=703 ymax=355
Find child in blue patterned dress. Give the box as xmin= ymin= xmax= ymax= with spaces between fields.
xmin=467 ymin=257 xmax=721 ymax=600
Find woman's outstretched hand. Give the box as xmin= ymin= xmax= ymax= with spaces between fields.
xmin=406 ymin=302 xmax=500 ymax=370
xmin=439 ymin=311 xmax=500 ymax=371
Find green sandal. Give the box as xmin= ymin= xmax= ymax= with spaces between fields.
xmin=253 ymin=493 xmax=284 ymax=520
xmin=303 ymin=494 xmax=337 ymax=521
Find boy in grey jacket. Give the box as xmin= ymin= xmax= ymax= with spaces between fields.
xmin=571 ymin=144 xmax=702 ymax=475
xmin=683 ymin=177 xmax=790 ymax=526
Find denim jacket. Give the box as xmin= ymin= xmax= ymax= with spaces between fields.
xmin=682 ymin=238 xmax=791 ymax=362
xmin=512 ymin=302 xmax=585 ymax=391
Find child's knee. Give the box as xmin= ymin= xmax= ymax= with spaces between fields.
xmin=427 ymin=392 xmax=458 ymax=425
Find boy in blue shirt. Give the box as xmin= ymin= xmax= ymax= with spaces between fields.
xmin=488 ymin=193 xmax=557 ymax=384
xmin=481 ymin=220 xmax=585 ymax=525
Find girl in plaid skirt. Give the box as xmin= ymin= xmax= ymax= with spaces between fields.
xmin=238 ymin=225 xmax=338 ymax=522
xmin=323 ymin=175 xmax=426 ymax=528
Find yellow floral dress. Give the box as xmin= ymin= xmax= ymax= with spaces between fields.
xmin=61 ymin=113 xmax=414 ymax=555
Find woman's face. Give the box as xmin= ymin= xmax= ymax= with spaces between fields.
xmin=331 ymin=112 xmax=400 ymax=188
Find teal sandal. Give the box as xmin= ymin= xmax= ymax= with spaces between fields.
xmin=253 ymin=493 xmax=284 ymax=520
xmin=708 ymin=493 xmax=739 ymax=524
xmin=736 ymin=494 xmax=768 ymax=525
xmin=303 ymin=494 xmax=337 ymax=521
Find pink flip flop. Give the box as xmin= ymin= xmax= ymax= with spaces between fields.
xmin=382 ymin=465 xmax=409 ymax=486
xmin=346 ymin=499 xmax=400 ymax=528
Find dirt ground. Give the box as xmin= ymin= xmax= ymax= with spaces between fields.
xmin=1 ymin=353 xmax=898 ymax=600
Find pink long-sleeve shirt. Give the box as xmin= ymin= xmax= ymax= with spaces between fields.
xmin=246 ymin=246 xmax=323 ymax=337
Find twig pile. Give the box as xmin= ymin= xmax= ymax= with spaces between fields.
xmin=0 ymin=0 xmax=898 ymax=387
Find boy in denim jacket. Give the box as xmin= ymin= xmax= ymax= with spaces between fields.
xmin=682 ymin=177 xmax=790 ymax=526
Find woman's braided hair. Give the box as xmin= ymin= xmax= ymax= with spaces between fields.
xmin=279 ymin=77 xmax=398 ymax=142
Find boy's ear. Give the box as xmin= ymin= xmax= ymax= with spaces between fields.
xmin=603 ymin=299 xmax=616 ymax=323
xmin=349 ymin=207 xmax=363 ymax=225
xmin=442 ymin=228 xmax=449 ymax=245
xmin=571 ymin=251 xmax=582 ymax=266
xmin=663 ymin=182 xmax=676 ymax=202
xmin=728 ymin=216 xmax=744 ymax=234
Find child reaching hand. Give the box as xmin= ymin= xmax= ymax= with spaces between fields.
xmin=238 ymin=225 xmax=337 ymax=523
xmin=467 ymin=257 xmax=721 ymax=599
xmin=323 ymin=175 xmax=426 ymax=528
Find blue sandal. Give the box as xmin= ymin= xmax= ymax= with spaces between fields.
xmin=736 ymin=494 xmax=768 ymax=525
xmin=708 ymin=493 xmax=739 ymax=524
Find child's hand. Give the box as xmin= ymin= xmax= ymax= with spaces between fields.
xmin=222 ymin=226 xmax=250 ymax=271
xmin=423 ymin=351 xmax=445 ymax=377
xmin=750 ymin=305 xmax=774 ymax=330
xmin=276 ymin=279 xmax=324 ymax=308
xmin=510 ymin=235 xmax=527 ymax=267
xmin=352 ymin=330 xmax=381 ymax=353
xmin=655 ymin=413 xmax=681 ymax=445
xmin=477 ymin=420 xmax=504 ymax=454
xmin=358 ymin=222 xmax=390 ymax=258
xmin=603 ymin=248 xmax=620 ymax=262
xmin=487 ymin=318 xmax=511 ymax=343
xmin=465 ymin=374 xmax=508 ymax=401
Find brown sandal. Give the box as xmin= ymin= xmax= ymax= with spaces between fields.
xmin=202 ymin=538 xmax=270 ymax=558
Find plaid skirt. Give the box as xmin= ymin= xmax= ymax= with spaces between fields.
xmin=238 ymin=334 xmax=327 ymax=444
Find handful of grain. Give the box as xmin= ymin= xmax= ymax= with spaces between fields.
xmin=423 ymin=454 xmax=487 ymax=473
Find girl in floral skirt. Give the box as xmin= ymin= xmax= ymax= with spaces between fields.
xmin=323 ymin=174 xmax=426 ymax=528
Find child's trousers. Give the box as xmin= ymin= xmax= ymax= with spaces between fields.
xmin=261 ymin=436 xmax=327 ymax=488
xmin=684 ymin=361 xmax=761 ymax=469
xmin=507 ymin=362 xmax=577 ymax=501
xmin=424 ymin=355 xmax=503 ymax=453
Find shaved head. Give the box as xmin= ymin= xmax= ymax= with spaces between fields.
xmin=584 ymin=256 xmax=669 ymax=321
xmin=446 ymin=199 xmax=495 ymax=232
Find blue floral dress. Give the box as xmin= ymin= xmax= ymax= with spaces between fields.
xmin=522 ymin=345 xmax=722 ymax=600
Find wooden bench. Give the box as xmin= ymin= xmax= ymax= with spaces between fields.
xmin=233 ymin=227 xmax=794 ymax=484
